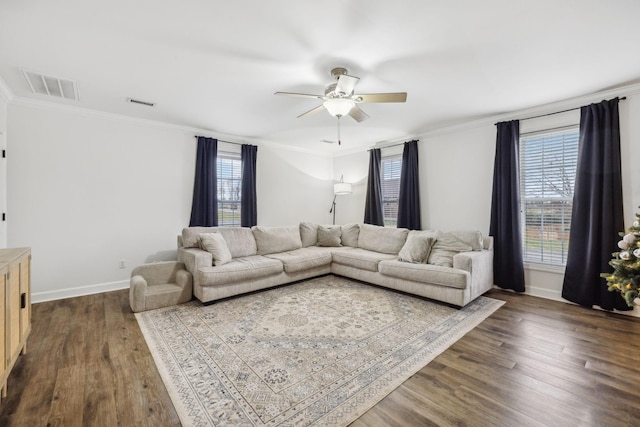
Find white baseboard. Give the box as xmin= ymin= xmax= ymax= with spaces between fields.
xmin=525 ymin=285 xmax=565 ymax=302
xmin=32 ymin=280 xmax=130 ymax=304
xmin=522 ymin=285 xmax=640 ymax=317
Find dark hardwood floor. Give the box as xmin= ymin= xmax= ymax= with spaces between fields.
xmin=1 ymin=286 xmax=640 ymax=426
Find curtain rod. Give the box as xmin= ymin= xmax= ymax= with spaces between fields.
xmin=194 ymin=135 xmax=244 ymax=146
xmin=497 ymin=96 xmax=627 ymax=125
xmin=367 ymin=139 xmax=419 ymax=151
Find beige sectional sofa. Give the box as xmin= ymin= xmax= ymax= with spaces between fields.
xmin=177 ymin=222 xmax=494 ymax=307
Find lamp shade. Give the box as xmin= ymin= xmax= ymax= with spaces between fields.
xmin=323 ymin=98 xmax=355 ymax=117
xmin=334 ymin=182 xmax=352 ymax=195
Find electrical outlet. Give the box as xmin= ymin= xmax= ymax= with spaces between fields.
xmin=119 ymin=259 xmax=126 ymax=269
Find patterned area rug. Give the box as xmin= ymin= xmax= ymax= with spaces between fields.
xmin=136 ymin=275 xmax=504 ymax=426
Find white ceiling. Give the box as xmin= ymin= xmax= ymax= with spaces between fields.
xmin=1 ymin=0 xmax=640 ymax=152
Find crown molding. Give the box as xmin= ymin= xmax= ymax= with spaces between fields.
xmin=0 ymin=76 xmax=14 ymax=103
xmin=332 ymin=81 xmax=640 ymax=158
xmin=8 ymin=80 xmax=640 ymax=158
xmin=9 ymin=95 xmax=334 ymax=157
xmin=415 ymin=81 xmax=640 ymax=139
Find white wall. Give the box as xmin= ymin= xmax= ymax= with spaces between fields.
xmin=256 ymin=144 xmax=334 ymax=226
xmin=7 ymin=103 xmax=333 ymax=302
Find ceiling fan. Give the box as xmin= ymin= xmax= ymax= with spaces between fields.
xmin=275 ymin=67 xmax=407 ymax=123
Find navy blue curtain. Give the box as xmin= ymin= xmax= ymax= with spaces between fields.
xmin=489 ymin=120 xmax=525 ymax=292
xmin=189 ymin=137 xmax=218 ymax=226
xmin=397 ymin=140 xmax=421 ymax=230
xmin=241 ymin=144 xmax=258 ymax=227
xmin=364 ymin=148 xmax=384 ymax=226
xmin=562 ymin=98 xmax=629 ymax=310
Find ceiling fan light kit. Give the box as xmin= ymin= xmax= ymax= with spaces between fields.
xmin=275 ymin=67 xmax=407 ymax=145
xmin=323 ymin=98 xmax=355 ymax=117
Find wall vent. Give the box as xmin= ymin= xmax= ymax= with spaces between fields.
xmin=127 ymin=98 xmax=155 ymax=107
xmin=21 ymin=69 xmax=79 ymax=101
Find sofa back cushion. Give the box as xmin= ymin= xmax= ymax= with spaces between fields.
xmin=357 ymin=224 xmax=409 ymax=255
xmin=252 ymin=225 xmax=303 ymax=255
xmin=182 ymin=227 xmax=257 ymax=258
xmin=428 ymin=231 xmax=473 ymax=267
xmin=449 ymin=230 xmax=484 ymax=251
xmin=182 ymin=227 xmax=218 ymax=249
xmin=216 ymin=227 xmax=258 ymax=258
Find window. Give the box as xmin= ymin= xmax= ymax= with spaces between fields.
xmin=217 ymin=153 xmax=242 ymax=226
xmin=382 ymin=155 xmax=402 ymax=226
xmin=520 ymin=126 xmax=579 ymax=265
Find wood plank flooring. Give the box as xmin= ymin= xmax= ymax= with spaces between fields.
xmin=1 ymin=287 xmax=640 ymax=426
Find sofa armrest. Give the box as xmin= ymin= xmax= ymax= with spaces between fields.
xmin=178 ymin=247 xmax=212 ymax=275
xmin=453 ymin=249 xmax=494 ymax=298
xmin=483 ymin=235 xmax=494 ymax=250
xmin=131 ymin=261 xmax=186 ymax=285
xmin=176 ymin=269 xmax=193 ymax=289
xmin=129 ymin=275 xmax=148 ymax=313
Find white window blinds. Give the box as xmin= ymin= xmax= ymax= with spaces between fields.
xmin=520 ymin=127 xmax=579 ymax=265
xmin=382 ymin=156 xmax=402 ymax=227
xmin=217 ymin=153 xmax=242 ymax=227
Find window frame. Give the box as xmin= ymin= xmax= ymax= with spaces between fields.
xmin=519 ymin=125 xmax=579 ymax=267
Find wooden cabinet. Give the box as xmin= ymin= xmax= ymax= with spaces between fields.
xmin=0 ymin=248 xmax=31 ymax=401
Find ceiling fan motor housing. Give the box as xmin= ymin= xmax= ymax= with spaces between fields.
xmin=330 ymin=67 xmax=349 ymax=80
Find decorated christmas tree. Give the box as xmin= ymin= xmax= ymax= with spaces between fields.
xmin=601 ymin=207 xmax=640 ymax=307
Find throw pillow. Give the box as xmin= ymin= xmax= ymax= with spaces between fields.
xmin=317 ymin=225 xmax=342 ymax=247
xmin=340 ymin=223 xmax=360 ymax=247
xmin=199 ymin=232 xmax=232 ymax=266
xmin=427 ymin=231 xmax=473 ymax=267
xmin=299 ymin=221 xmax=318 ymax=247
xmin=398 ymin=235 xmax=436 ymax=263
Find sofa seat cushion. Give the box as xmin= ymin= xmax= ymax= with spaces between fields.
xmin=378 ymin=260 xmax=470 ymax=289
xmin=197 ymin=255 xmax=283 ymax=286
xmin=332 ymin=248 xmax=397 ymax=272
xmin=264 ymin=248 xmax=332 ymax=273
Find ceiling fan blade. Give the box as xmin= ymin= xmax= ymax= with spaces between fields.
xmin=335 ymin=75 xmax=359 ymax=96
xmin=356 ymin=92 xmax=407 ymax=103
xmin=297 ymin=104 xmax=325 ymax=118
xmin=275 ymin=91 xmax=323 ymax=99
xmin=348 ymin=105 xmax=369 ymax=122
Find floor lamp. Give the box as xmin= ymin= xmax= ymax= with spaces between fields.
xmin=330 ymin=175 xmax=352 ymax=225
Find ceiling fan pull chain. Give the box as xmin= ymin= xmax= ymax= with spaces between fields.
xmin=338 ymin=117 xmax=341 ymax=145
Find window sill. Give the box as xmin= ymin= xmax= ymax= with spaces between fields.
xmin=524 ymin=262 xmax=566 ymax=274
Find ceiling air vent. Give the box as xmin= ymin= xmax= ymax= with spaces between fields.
xmin=21 ymin=69 xmax=79 ymax=101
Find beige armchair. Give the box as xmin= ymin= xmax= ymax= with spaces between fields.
xmin=129 ymin=261 xmax=192 ymax=312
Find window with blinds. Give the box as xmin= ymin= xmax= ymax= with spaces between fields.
xmin=519 ymin=126 xmax=579 ymax=265
xmin=217 ymin=153 xmax=242 ymax=227
xmin=382 ymin=156 xmax=402 ymax=226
